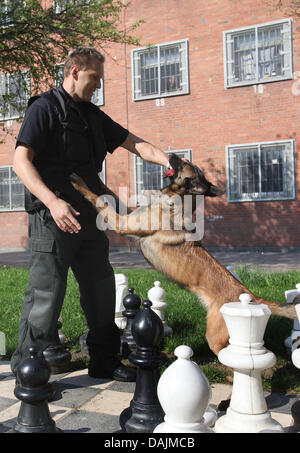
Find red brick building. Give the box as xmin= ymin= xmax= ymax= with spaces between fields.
xmin=0 ymin=0 xmax=299 ymax=250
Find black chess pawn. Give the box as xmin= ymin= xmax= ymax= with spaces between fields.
xmin=12 ymin=346 xmax=62 ymax=433
xmin=121 ymin=288 xmax=141 ymax=358
xmin=119 ymin=300 xmax=165 ymax=433
xmin=289 ymin=400 xmax=300 ymax=433
xmin=43 ymin=317 xmax=71 ymax=374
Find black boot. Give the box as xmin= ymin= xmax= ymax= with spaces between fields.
xmin=88 ymin=355 xmax=136 ymax=382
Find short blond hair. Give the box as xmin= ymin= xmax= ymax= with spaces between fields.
xmin=64 ymin=47 xmax=105 ymax=77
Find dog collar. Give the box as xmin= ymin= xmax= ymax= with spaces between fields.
xmin=163 ymin=168 xmax=175 ymax=178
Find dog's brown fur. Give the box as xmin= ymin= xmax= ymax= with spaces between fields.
xmin=71 ymin=154 xmax=298 ymax=356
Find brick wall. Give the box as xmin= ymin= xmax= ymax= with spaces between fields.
xmin=0 ymin=0 xmax=299 ymax=249
xmin=102 ymin=0 xmax=300 ymax=248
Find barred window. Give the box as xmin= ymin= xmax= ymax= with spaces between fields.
xmin=53 ymin=0 xmax=89 ymax=13
xmin=0 ymin=166 xmax=25 ymax=211
xmin=0 ymin=71 xmax=31 ymax=120
xmin=132 ymin=40 xmax=189 ymax=101
xmin=226 ymin=140 xmax=295 ymax=202
xmin=54 ymin=63 xmax=104 ymax=106
xmin=224 ymin=19 xmax=293 ymax=88
xmin=135 ymin=149 xmax=191 ymax=206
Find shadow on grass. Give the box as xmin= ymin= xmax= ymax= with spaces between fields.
xmin=265 ymin=315 xmax=293 ymax=359
xmin=265 ymin=361 xmax=300 ymax=394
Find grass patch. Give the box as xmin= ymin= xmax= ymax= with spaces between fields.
xmin=0 ymin=264 xmax=300 ymax=392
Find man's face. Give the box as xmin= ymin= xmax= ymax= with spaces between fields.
xmin=73 ymin=59 xmax=103 ymax=102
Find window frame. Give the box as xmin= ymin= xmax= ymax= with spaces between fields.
xmin=0 ymin=71 xmax=31 ymax=121
xmin=223 ymin=18 xmax=293 ymax=89
xmin=0 ymin=165 xmax=25 ymax=212
xmin=131 ymin=39 xmax=190 ymax=101
xmin=226 ymin=139 xmax=295 ymax=203
xmin=134 ymin=149 xmax=192 ymax=206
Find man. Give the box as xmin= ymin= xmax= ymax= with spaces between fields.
xmin=11 ymin=47 xmax=170 ymax=382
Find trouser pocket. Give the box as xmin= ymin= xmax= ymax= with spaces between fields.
xmin=27 ymin=235 xmax=67 ymax=336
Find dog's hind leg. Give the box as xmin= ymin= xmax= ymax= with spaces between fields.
xmin=205 ymin=307 xmax=229 ymax=357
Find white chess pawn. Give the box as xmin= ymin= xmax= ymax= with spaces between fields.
xmin=284 ymin=283 xmax=300 ymax=352
xmin=154 ymin=345 xmax=215 ymax=433
xmin=148 ymin=281 xmax=172 ymax=336
xmin=215 ymin=293 xmax=283 ymax=433
xmin=0 ymin=331 xmax=5 ymax=355
xmin=292 ymin=304 xmax=300 ymax=368
xmin=114 ymin=274 xmax=128 ymax=329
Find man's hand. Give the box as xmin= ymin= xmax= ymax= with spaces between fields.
xmin=48 ymin=198 xmax=81 ymax=234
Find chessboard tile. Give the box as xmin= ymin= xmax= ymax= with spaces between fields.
xmin=0 ymin=375 xmax=16 ymax=400
xmin=53 ymin=368 xmax=115 ymax=390
xmin=0 ymin=396 xmax=16 ymax=412
xmin=50 ymin=381 xmax=103 ymax=409
xmin=55 ymin=409 xmax=121 ymax=433
xmin=79 ymin=389 xmax=133 ymax=416
xmin=0 ymin=362 xmax=12 ymax=380
xmin=270 ymin=411 xmax=293 ymax=432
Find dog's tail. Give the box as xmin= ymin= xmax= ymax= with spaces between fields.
xmin=253 ymin=296 xmax=299 ymax=320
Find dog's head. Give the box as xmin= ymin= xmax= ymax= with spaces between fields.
xmin=163 ymin=153 xmax=224 ymax=197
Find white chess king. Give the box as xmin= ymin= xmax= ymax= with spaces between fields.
xmin=215 ymin=293 xmax=283 ymax=433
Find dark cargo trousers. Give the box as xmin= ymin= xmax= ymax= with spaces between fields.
xmin=11 ymin=208 xmax=120 ymax=375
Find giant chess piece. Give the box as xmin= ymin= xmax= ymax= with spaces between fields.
xmin=215 ymin=293 xmax=283 ymax=433
xmin=115 ymin=273 xmax=129 ymax=329
xmin=13 ymin=346 xmax=62 ymax=433
xmin=154 ymin=345 xmax=215 ymax=433
xmin=119 ymin=300 xmax=165 ymax=433
xmin=43 ymin=317 xmax=71 ymax=374
xmin=284 ymin=283 xmax=300 ymax=352
xmin=148 ymin=281 xmax=173 ymax=336
xmin=289 ymin=303 xmax=300 ymax=432
xmin=121 ymin=288 xmax=141 ymax=359
xmin=80 ymin=274 xmax=129 ymax=353
xmin=0 ymin=330 xmax=5 ymax=356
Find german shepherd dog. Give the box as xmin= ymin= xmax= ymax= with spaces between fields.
xmin=71 ymin=154 xmax=298 ymax=356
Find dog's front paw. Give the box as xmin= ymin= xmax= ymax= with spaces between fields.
xmin=70 ymin=173 xmax=89 ymax=191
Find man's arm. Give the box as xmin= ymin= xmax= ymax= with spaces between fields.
xmin=13 ymin=145 xmax=81 ymax=234
xmin=121 ymin=133 xmax=169 ymax=167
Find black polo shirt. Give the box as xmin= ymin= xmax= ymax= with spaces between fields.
xmin=16 ymin=85 xmax=129 ymax=215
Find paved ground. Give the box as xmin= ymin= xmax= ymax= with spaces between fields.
xmin=0 ymin=360 xmax=297 ymax=434
xmin=0 ymin=246 xmax=299 ymax=271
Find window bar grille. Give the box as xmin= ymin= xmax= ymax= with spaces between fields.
xmin=157 ymin=45 xmax=161 ymax=96
xmin=258 ymin=145 xmax=262 ymax=195
xmin=8 ymin=167 xmax=12 ymax=210
xmin=255 ymin=27 xmax=259 ymax=82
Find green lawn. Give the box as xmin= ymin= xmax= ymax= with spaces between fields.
xmin=1 ymin=264 xmax=300 ymax=392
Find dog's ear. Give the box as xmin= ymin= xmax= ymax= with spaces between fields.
xmin=162 ymin=153 xmax=182 ymax=179
xmin=205 ymin=184 xmax=225 ymax=197
xmin=168 ymin=153 xmax=184 ymax=172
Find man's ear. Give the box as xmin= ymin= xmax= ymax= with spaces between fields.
xmin=71 ymin=65 xmax=79 ymax=81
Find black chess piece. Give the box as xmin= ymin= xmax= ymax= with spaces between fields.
xmin=12 ymin=346 xmax=62 ymax=433
xmin=119 ymin=300 xmax=165 ymax=433
xmin=43 ymin=318 xmax=71 ymax=374
xmin=121 ymin=288 xmax=141 ymax=358
xmin=289 ymin=400 xmax=300 ymax=433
